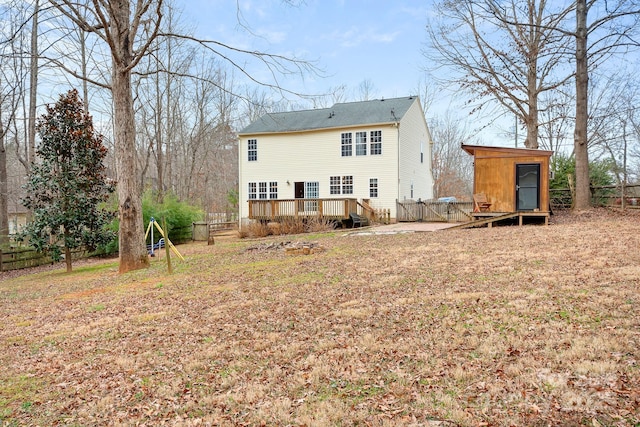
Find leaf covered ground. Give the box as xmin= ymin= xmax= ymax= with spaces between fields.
xmin=1 ymin=208 xmax=639 ymax=426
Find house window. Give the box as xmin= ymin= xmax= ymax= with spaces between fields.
xmin=269 ymin=182 xmax=278 ymax=199
xmin=341 ymin=132 xmax=352 ymax=157
xmin=248 ymin=182 xmax=257 ymax=199
xmin=330 ymin=176 xmax=341 ymax=195
xmin=342 ymin=175 xmax=353 ymax=194
xmin=248 ymin=139 xmax=257 ymax=161
xmin=356 ymin=131 xmax=367 ymax=156
xmin=369 ymin=178 xmax=378 ymax=198
xmin=370 ymin=131 xmax=382 ymax=155
xmin=420 ymin=141 xmax=424 ymax=164
xmin=258 ymin=182 xmax=268 ymax=199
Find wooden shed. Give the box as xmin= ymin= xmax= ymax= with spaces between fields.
xmin=462 ymin=145 xmax=553 ymax=224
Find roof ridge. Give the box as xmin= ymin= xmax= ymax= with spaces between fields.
xmin=332 ymin=96 xmax=416 ymax=108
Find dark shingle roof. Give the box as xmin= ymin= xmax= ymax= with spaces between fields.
xmin=239 ymin=97 xmax=418 ymax=135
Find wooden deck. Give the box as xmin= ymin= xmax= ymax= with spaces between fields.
xmin=248 ymin=198 xmax=361 ymax=222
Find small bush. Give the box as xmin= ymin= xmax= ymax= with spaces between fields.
xmin=238 ymin=217 xmax=336 ymax=238
xmin=238 ymin=221 xmax=271 ymax=238
xmin=304 ymin=217 xmax=337 ymax=233
xmin=280 ymin=218 xmax=306 ymax=235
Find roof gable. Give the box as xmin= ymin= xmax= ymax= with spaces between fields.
xmin=239 ymin=96 xmax=418 ymax=135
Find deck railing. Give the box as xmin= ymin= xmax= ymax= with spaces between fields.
xmin=248 ymin=198 xmax=360 ymax=221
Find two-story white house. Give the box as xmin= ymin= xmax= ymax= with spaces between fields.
xmin=238 ymin=96 xmax=434 ymax=226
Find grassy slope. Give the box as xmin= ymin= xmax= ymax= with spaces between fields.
xmin=1 ymin=209 xmax=639 ymax=426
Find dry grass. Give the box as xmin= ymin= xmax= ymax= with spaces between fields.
xmin=1 ymin=208 xmax=639 ymax=426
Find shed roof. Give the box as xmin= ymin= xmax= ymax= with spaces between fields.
xmin=462 ymin=144 xmax=553 ymax=157
xmin=239 ymin=96 xmax=418 ymax=135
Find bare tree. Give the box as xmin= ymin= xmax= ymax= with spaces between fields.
xmin=571 ymin=0 xmax=640 ymax=209
xmin=356 ymin=79 xmax=377 ymax=101
xmin=425 ymin=0 xmax=572 ymax=149
xmin=430 ymin=111 xmax=475 ymax=199
xmin=537 ymin=90 xmax=573 ymax=153
xmin=0 ymin=1 xmax=31 ymax=243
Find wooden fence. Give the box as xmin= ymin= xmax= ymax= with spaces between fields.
xmin=397 ymin=200 xmax=474 ymax=223
xmin=550 ymin=184 xmax=640 ymax=209
xmin=0 ymin=246 xmax=88 ymax=272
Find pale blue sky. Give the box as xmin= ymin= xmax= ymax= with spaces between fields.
xmin=181 ymin=0 xmax=434 ymax=102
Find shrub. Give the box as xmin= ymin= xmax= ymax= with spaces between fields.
xmin=238 ymin=217 xmax=336 ymax=238
xmin=142 ymin=192 xmax=204 ymax=244
xmin=101 ymin=190 xmax=204 ymax=253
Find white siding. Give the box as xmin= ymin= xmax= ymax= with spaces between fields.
xmin=239 ymin=125 xmax=399 ymax=221
xmin=397 ymin=100 xmax=434 ymax=203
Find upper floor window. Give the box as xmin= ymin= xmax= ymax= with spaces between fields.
xmin=248 ymin=139 xmax=257 ymax=161
xmin=356 ymin=132 xmax=367 ymax=156
xmin=341 ymin=133 xmax=352 ymax=157
xmin=370 ymin=131 xmax=382 ymax=155
xmin=369 ymin=178 xmax=378 ymax=198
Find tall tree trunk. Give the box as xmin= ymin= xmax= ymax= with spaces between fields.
xmin=28 ymin=0 xmax=39 ymax=168
xmin=525 ymin=1 xmax=539 ymax=149
xmin=113 ymin=65 xmax=148 ymax=272
xmin=0 ymin=134 xmax=8 ymax=245
xmin=525 ymin=72 xmax=539 ymax=149
xmin=112 ymin=1 xmax=149 ymax=273
xmin=80 ymin=28 xmax=89 ymax=114
xmin=155 ymin=52 xmax=164 ymax=202
xmin=574 ymin=0 xmax=591 ymax=210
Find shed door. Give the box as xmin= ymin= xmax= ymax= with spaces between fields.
xmin=516 ymin=164 xmax=540 ymax=211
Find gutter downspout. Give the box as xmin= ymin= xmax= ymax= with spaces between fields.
xmin=237 ymin=136 xmax=243 ymax=230
xmin=396 ymin=122 xmax=401 ymax=203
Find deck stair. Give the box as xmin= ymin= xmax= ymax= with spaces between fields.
xmin=446 ymin=212 xmax=520 ymax=230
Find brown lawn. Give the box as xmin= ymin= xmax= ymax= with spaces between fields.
xmin=1 ymin=208 xmax=639 ymax=426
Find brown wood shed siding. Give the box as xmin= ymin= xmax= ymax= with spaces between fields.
xmin=471 ymin=148 xmax=551 ymax=213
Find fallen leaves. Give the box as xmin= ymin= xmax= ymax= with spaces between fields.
xmin=0 ymin=208 xmax=639 ymax=425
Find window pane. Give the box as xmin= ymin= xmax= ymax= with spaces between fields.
xmin=330 ymin=176 xmax=341 ymax=194
xmin=370 ymin=131 xmax=382 ymax=155
xmin=248 ymin=139 xmax=257 ymax=161
xmin=269 ymin=182 xmax=278 ymax=199
xmin=342 ymin=175 xmax=353 ymax=195
xmin=341 ymin=133 xmax=352 ymax=157
xmin=356 ymin=131 xmax=367 ymax=156
xmin=259 ymin=182 xmax=267 ymax=199
xmin=369 ymin=178 xmax=378 ymax=198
